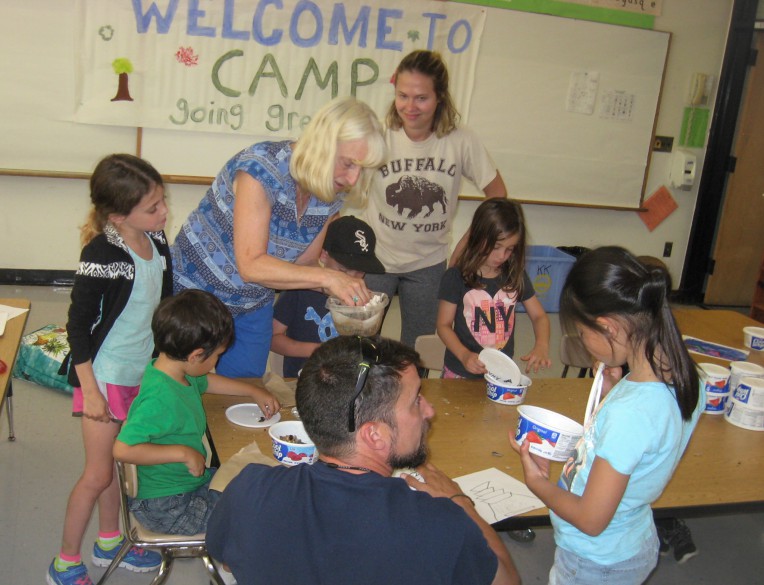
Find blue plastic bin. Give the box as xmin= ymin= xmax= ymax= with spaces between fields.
xmin=517 ymin=246 xmax=575 ymax=313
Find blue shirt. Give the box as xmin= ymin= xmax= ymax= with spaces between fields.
xmin=207 ymin=462 xmax=498 ymax=585
xmin=552 ymin=375 xmax=704 ymax=564
xmin=272 ymin=289 xmax=338 ymax=377
xmin=94 ymin=237 xmax=162 ymax=385
xmin=171 ymin=141 xmax=344 ymax=315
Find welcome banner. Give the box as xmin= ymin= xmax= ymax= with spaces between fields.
xmin=74 ymin=0 xmax=486 ymax=137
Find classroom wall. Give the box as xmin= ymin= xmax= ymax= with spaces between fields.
xmin=0 ymin=0 xmax=734 ymax=284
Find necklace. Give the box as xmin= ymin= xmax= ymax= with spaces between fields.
xmin=319 ymin=459 xmax=372 ymax=474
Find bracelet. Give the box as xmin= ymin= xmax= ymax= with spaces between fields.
xmin=449 ymin=493 xmax=475 ymax=506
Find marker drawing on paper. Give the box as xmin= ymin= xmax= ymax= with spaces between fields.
xmin=454 ymin=467 xmax=545 ymax=524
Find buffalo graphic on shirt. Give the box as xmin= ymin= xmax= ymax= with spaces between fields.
xmin=385 ymin=175 xmax=449 ymax=219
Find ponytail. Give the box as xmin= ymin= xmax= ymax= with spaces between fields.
xmin=80 ymin=154 xmax=163 ymax=247
xmin=560 ymin=247 xmax=699 ymax=420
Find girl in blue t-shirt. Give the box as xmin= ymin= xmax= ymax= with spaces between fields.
xmin=511 ymin=246 xmax=702 ymax=585
xmin=436 ymin=198 xmax=551 ymax=379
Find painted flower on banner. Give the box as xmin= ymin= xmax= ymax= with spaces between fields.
xmin=98 ymin=25 xmax=114 ymax=41
xmin=175 ymin=46 xmax=199 ymax=67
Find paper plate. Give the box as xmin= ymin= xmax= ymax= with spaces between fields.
xmin=225 ymin=404 xmax=281 ymax=428
xmin=0 ymin=311 xmax=7 ymax=336
xmin=479 ymin=348 xmax=521 ymax=385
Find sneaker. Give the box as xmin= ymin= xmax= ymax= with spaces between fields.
xmin=657 ymin=518 xmax=698 ymax=564
xmin=507 ymin=528 xmax=536 ymax=543
xmin=46 ymin=559 xmax=94 ymax=585
xmin=91 ymin=538 xmax=162 ymax=572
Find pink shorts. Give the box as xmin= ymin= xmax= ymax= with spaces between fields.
xmin=72 ymin=381 xmax=140 ymax=422
xmin=441 ymin=365 xmax=465 ymax=379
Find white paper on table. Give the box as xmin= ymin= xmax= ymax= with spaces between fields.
xmin=0 ymin=304 xmax=30 ymax=321
xmin=0 ymin=304 xmax=30 ymax=336
xmin=454 ymin=467 xmax=545 ymax=524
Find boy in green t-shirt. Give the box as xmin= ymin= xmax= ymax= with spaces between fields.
xmin=114 ymin=289 xmax=280 ymax=535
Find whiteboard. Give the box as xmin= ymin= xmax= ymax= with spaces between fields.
xmin=1 ymin=2 xmax=668 ymax=208
xmin=465 ymin=10 xmax=669 ymax=208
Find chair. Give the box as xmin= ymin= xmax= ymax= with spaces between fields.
xmin=96 ymin=461 xmax=226 ymax=585
xmin=414 ymin=334 xmax=446 ymax=378
xmin=559 ymin=334 xmax=593 ymax=378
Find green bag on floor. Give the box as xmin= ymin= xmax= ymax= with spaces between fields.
xmin=12 ymin=324 xmax=74 ymax=394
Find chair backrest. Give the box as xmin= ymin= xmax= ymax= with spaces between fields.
xmin=414 ymin=334 xmax=446 ymax=376
xmin=559 ymin=334 xmax=593 ymax=377
xmin=114 ymin=460 xmax=139 ymax=547
xmin=116 ymin=460 xmax=138 ymax=498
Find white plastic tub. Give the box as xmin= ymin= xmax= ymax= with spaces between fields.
xmin=515 ymin=405 xmax=583 ymax=461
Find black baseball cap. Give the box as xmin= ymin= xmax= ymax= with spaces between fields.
xmin=323 ymin=216 xmax=385 ymax=274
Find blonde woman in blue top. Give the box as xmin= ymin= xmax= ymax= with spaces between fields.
xmin=172 ymin=97 xmax=386 ymax=377
xmin=511 ymin=246 xmax=703 ymax=585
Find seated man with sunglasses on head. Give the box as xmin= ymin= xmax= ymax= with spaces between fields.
xmin=206 ymin=335 xmax=520 ymax=585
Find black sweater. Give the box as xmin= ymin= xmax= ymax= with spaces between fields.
xmin=59 ymin=224 xmax=173 ymax=387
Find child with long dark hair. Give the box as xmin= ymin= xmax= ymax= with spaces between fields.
xmin=437 ymin=198 xmax=551 ymax=378
xmin=511 ymin=246 xmax=703 ymax=584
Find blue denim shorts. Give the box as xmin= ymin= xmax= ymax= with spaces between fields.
xmin=549 ymin=535 xmax=658 ymax=585
xmin=128 ymin=471 xmax=221 ymax=536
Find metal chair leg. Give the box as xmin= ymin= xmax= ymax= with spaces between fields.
xmin=95 ymin=540 xmax=132 ymax=585
xmin=148 ymin=555 xmax=173 ymax=585
xmin=202 ymin=553 xmax=227 ymax=585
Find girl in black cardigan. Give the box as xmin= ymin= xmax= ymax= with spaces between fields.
xmin=49 ymin=154 xmax=172 ymax=585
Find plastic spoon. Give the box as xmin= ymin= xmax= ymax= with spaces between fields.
xmin=584 ymin=363 xmax=605 ymax=427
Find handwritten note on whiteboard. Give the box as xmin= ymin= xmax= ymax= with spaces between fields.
xmin=454 ymin=467 xmax=545 ymax=524
xmin=566 ymin=70 xmax=599 ymax=115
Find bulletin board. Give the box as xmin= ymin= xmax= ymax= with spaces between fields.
xmin=0 ymin=2 xmax=669 ymax=209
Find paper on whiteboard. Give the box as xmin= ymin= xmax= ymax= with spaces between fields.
xmin=454 ymin=467 xmax=545 ymax=524
xmin=566 ymin=70 xmax=599 ymax=115
xmin=599 ymin=90 xmax=636 ymax=121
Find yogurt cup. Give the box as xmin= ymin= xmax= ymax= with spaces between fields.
xmin=743 ymin=326 xmax=764 ymax=352
xmin=704 ymin=391 xmax=730 ymax=414
xmin=725 ymin=395 xmax=764 ymax=431
xmin=268 ymin=421 xmax=317 ymax=466
xmin=485 ymin=374 xmax=531 ymax=405
xmin=731 ymin=376 xmax=764 ymax=409
xmin=729 ymin=361 xmax=764 ymax=394
xmin=515 ymin=405 xmax=583 ymax=462
xmin=698 ymin=363 xmax=730 ymax=394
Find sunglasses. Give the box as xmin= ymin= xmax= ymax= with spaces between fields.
xmin=347 ymin=337 xmax=380 ymax=432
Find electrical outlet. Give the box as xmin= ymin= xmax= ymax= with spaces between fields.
xmin=654 ymin=136 xmax=674 ymax=152
xmin=663 ymin=242 xmax=673 ymax=257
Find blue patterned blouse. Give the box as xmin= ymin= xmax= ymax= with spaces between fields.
xmin=171 ymin=141 xmax=344 ymax=316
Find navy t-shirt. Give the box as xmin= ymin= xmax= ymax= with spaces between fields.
xmin=207 ymin=463 xmax=498 ymax=585
xmin=272 ymin=289 xmax=338 ymax=377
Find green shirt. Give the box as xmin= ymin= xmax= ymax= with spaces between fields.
xmin=118 ymin=360 xmax=211 ymax=499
